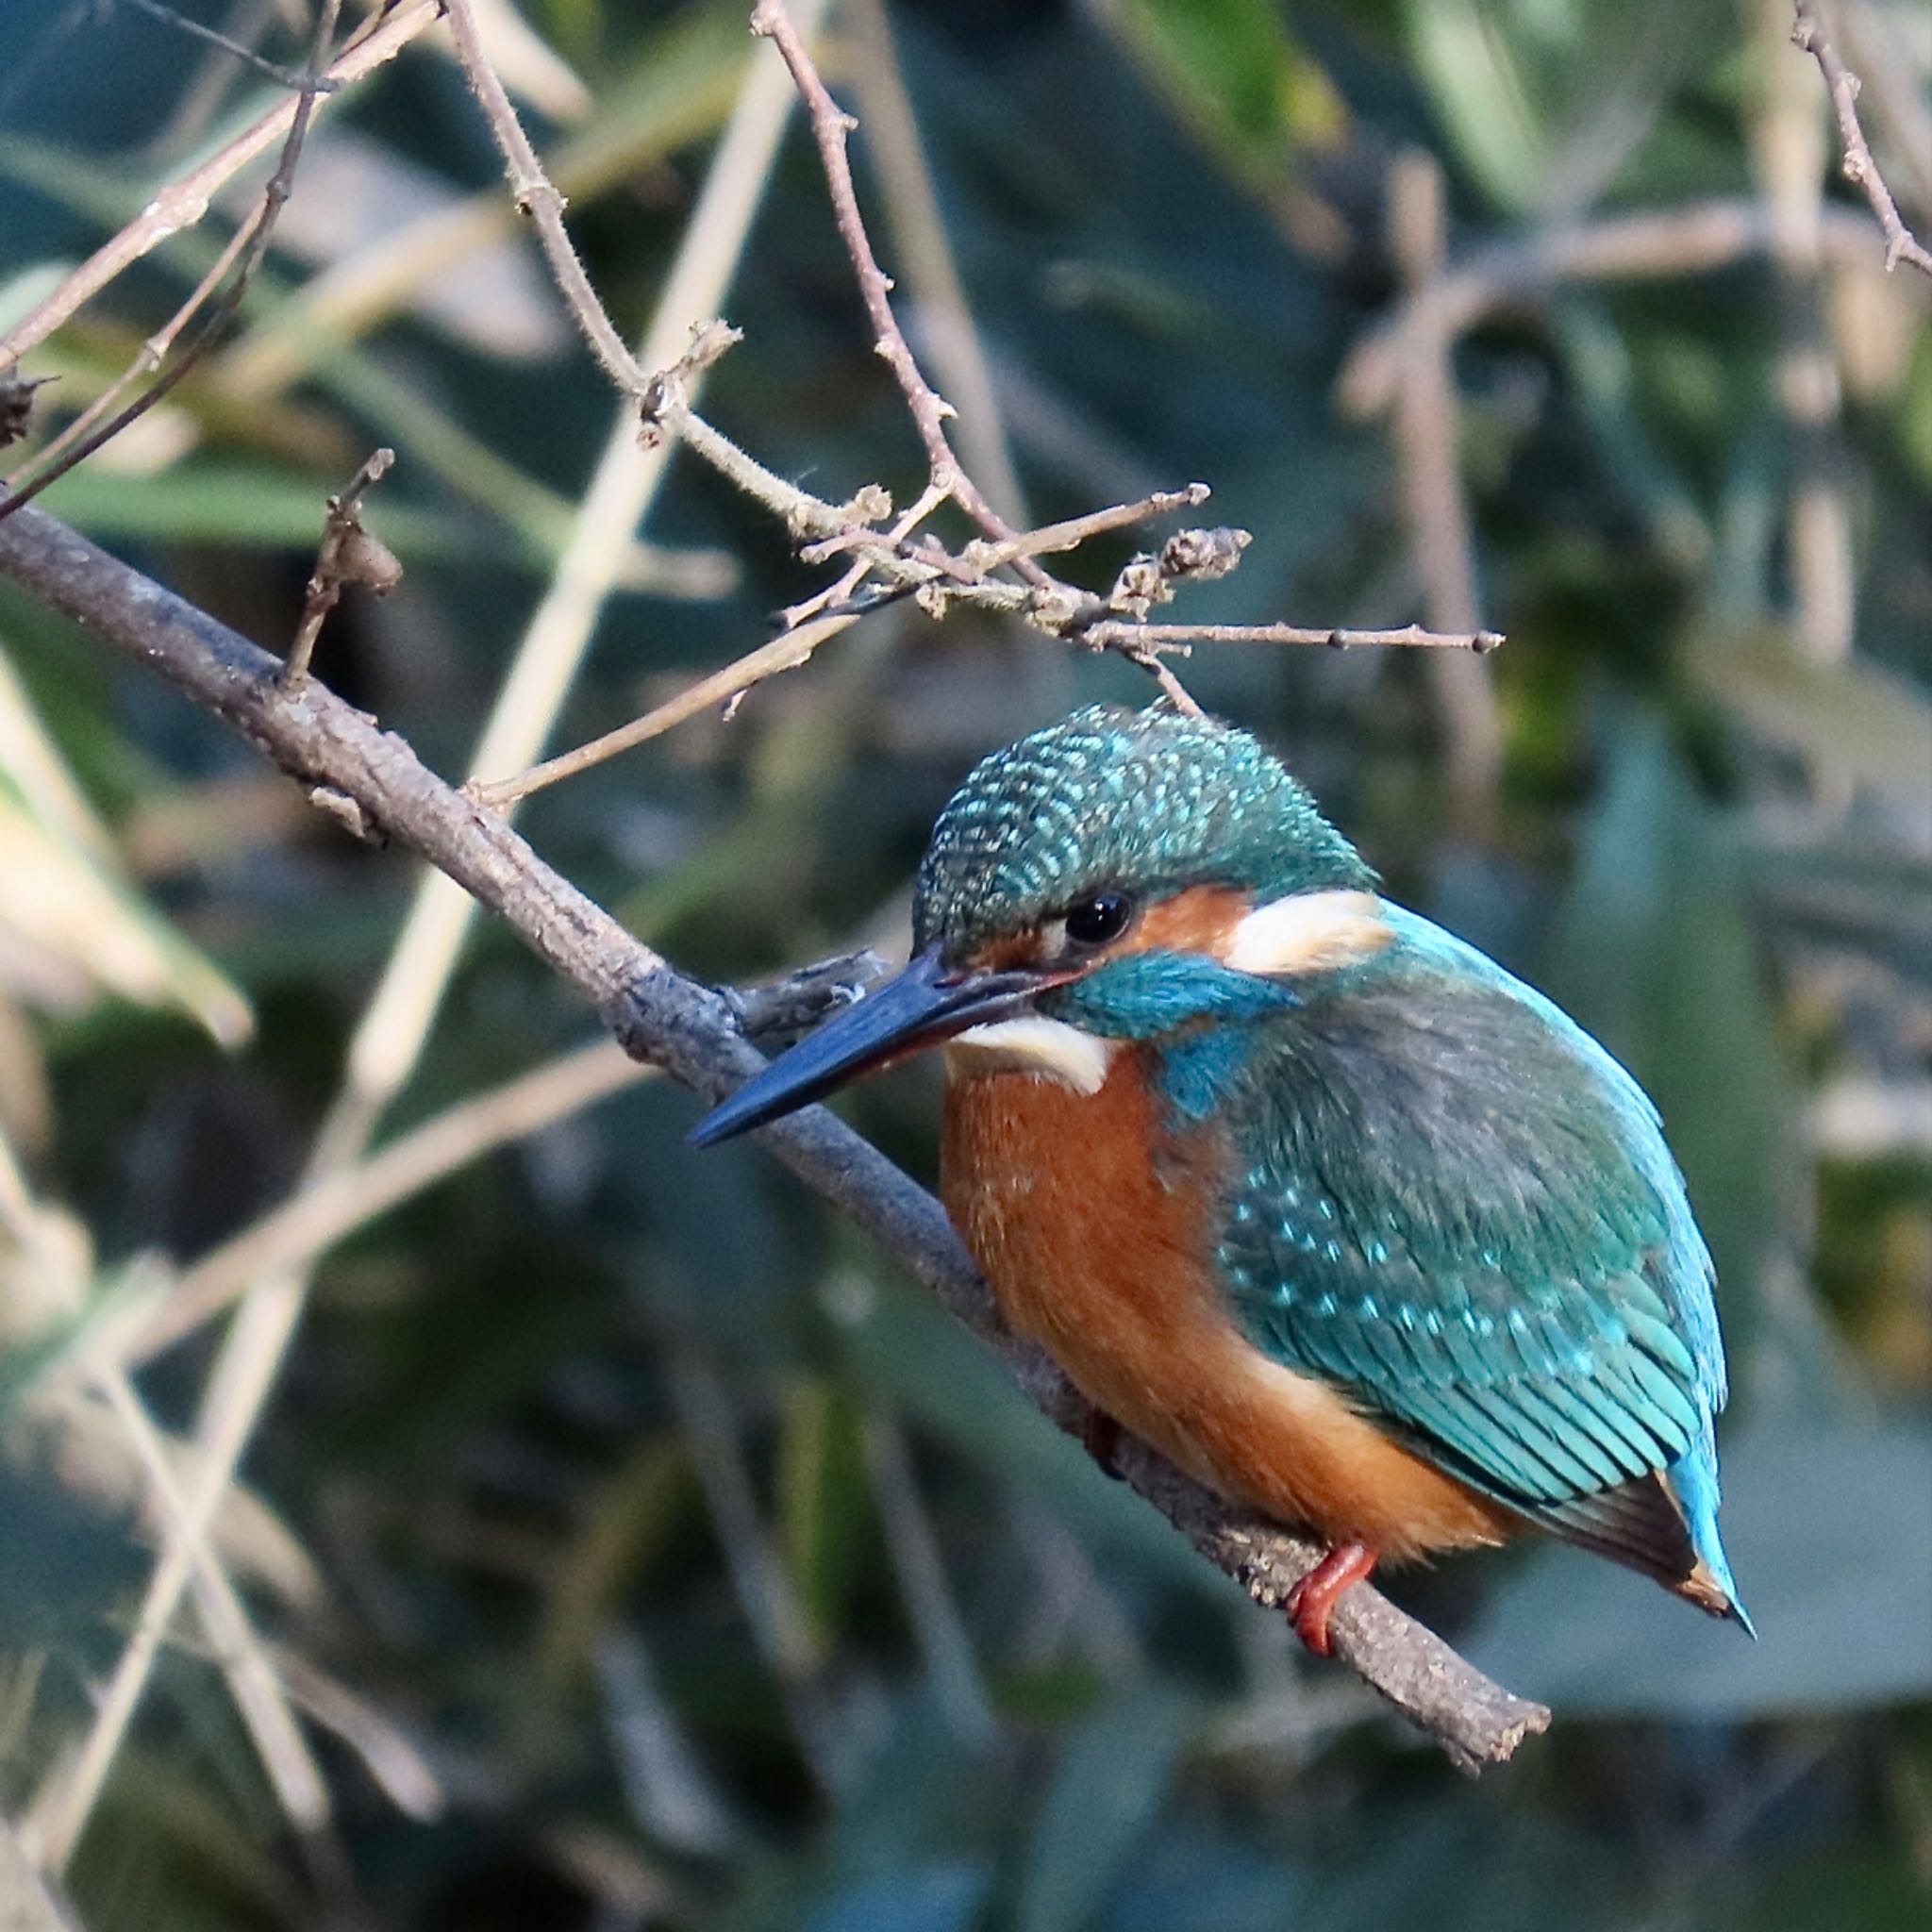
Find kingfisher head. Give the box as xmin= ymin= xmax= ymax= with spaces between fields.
xmin=690 ymin=704 xmax=1391 ymax=1143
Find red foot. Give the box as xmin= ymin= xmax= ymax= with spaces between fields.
xmin=1082 ymin=1408 xmax=1124 ymax=1480
xmin=1284 ymin=1543 xmax=1378 ymax=1657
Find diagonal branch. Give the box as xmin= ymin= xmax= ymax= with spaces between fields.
xmin=1792 ymin=1 xmax=1932 ymax=276
xmin=0 ymin=502 xmax=1551 ymax=1775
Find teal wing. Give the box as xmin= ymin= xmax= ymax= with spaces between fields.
xmin=1199 ymin=908 xmax=1744 ymax=1616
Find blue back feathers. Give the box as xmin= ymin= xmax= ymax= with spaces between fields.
xmin=919 ymin=705 xmax=1747 ymax=1621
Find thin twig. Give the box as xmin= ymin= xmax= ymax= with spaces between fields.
xmin=284 ymin=448 xmax=400 ymax=684
xmin=842 ymin=0 xmax=1027 ymax=524
xmin=0 ymin=502 xmax=1553 ymax=1774
xmin=470 ymin=606 xmax=861 ymax=808
xmin=0 ymin=0 xmax=436 ymax=375
xmin=1792 ymin=0 xmax=1932 ymax=275
xmin=749 ymin=1 xmax=1050 ymax=584
xmin=1077 ymin=619 xmax=1504 ymax=654
xmin=4 ymin=213 xmax=259 ymax=491
xmin=120 ymin=0 xmax=335 ymax=90
xmin=441 ymin=0 xmax=652 ymax=394
xmin=0 ymin=0 xmax=350 ymax=519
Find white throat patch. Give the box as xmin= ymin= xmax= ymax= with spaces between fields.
xmin=1224 ymin=889 xmax=1392 ymax=978
xmin=945 ymin=1017 xmax=1116 ymax=1095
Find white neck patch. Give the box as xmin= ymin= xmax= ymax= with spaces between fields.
xmin=1224 ymin=888 xmax=1391 ymax=978
xmin=945 ymin=1016 xmax=1116 ymax=1095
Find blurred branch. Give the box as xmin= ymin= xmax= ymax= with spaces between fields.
xmin=123 ymin=1041 xmax=652 ymax=1363
xmin=1387 ymin=150 xmax=1503 ymax=822
xmin=0 ymin=1136 xmax=340 ymax=1885
xmin=0 ymin=14 xmax=818 ymax=1882
xmin=0 ymin=504 xmax=1553 ymax=1775
xmin=124 ymin=957 xmax=879 ymax=1364
xmin=1755 ymin=0 xmax=1856 ymax=664
xmin=1792 ymin=1 xmax=1932 ymax=276
xmin=662 ymin=1348 xmax=859 ymax=1791
xmin=0 ymin=1814 xmax=75 ymax=1932
xmin=1339 ymin=196 xmax=1916 ymax=420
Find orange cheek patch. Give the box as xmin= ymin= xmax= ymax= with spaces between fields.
xmin=1113 ymin=884 xmax=1251 ymax=958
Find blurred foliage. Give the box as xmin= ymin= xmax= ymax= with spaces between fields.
xmin=0 ymin=0 xmax=1929 ymax=1928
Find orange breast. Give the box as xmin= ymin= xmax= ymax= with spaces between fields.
xmin=941 ymin=1049 xmax=1516 ymax=1563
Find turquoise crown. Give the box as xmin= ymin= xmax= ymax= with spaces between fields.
xmin=913 ymin=705 xmax=1374 ymax=953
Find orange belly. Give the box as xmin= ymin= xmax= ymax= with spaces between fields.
xmin=941 ymin=1047 xmax=1515 ymax=1563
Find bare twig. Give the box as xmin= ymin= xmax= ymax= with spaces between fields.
xmin=284 ymin=449 xmax=401 ymax=683
xmin=0 ymin=503 xmax=1553 ymax=1774
xmin=1076 ymin=620 xmax=1504 ymax=654
xmin=0 ymin=0 xmax=437 ymax=375
xmin=842 ymin=0 xmax=1027 ymax=524
xmin=470 ymin=605 xmax=862 ymax=808
xmin=749 ymin=1 xmax=1048 ymax=583
xmin=1792 ymin=1 xmax=1932 ymax=275
xmin=440 ymin=0 xmax=651 ymax=395
xmin=119 ymin=0 xmax=333 ymax=90
xmin=5 ymin=215 xmax=259 ymax=491
xmin=0 ymin=0 xmax=350 ymax=519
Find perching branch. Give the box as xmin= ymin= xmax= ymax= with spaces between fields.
xmin=1792 ymin=1 xmax=1932 ymax=276
xmin=0 ymin=502 xmax=1551 ymax=1774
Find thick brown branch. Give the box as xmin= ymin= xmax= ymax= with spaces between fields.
xmin=0 ymin=504 xmax=1550 ymax=1774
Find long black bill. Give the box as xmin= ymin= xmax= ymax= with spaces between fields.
xmin=689 ymin=944 xmax=1050 ymax=1147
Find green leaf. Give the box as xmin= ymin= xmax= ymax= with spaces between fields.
xmin=0 ymin=641 xmax=252 ymax=1047
xmin=777 ymin=1374 xmax=872 ymax=1655
xmin=1109 ymin=0 xmax=1347 ymax=187
xmin=1691 ymin=623 xmax=1932 ymax=804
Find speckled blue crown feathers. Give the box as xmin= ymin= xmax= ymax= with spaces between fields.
xmin=913 ymin=704 xmax=1374 ymax=952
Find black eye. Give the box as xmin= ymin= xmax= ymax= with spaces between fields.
xmin=1063 ymin=891 xmax=1134 ymax=948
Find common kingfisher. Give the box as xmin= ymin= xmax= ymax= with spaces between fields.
xmin=692 ymin=705 xmax=1751 ymax=1655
